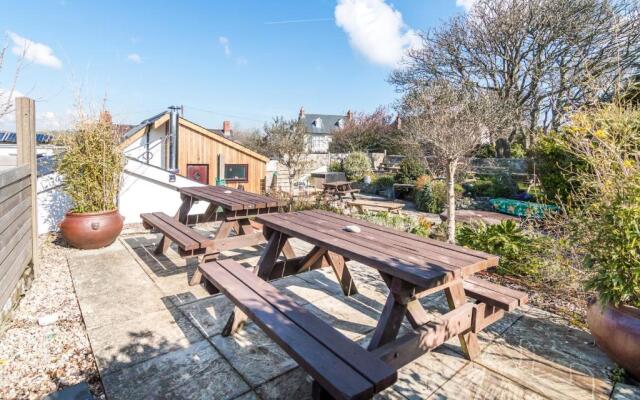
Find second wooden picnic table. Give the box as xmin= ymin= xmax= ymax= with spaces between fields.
xmin=322 ymin=181 xmax=360 ymax=200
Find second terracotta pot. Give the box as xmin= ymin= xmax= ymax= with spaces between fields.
xmin=59 ymin=209 xmax=124 ymax=249
xmin=587 ymin=298 xmax=640 ymax=380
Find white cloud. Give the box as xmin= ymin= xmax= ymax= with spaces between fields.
xmin=127 ymin=53 xmax=142 ymax=64
xmin=235 ymin=57 xmax=248 ymax=66
xmin=456 ymin=0 xmax=477 ymax=11
xmin=334 ymin=0 xmax=421 ymax=67
xmin=7 ymin=31 xmax=63 ymax=69
xmin=218 ymin=36 xmax=231 ymax=57
xmin=38 ymin=111 xmax=61 ymax=130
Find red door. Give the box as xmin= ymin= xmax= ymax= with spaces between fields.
xmin=186 ymin=164 xmax=209 ymax=184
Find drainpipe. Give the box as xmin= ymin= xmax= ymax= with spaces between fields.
xmin=168 ymin=105 xmax=181 ymax=182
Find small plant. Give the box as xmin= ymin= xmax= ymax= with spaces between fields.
xmin=57 ymin=119 xmax=125 ymax=213
xmin=395 ymin=157 xmax=426 ymax=184
xmin=342 ymin=152 xmax=371 ymax=181
xmin=475 ymin=143 xmax=496 ymax=158
xmin=354 ymin=211 xmax=432 ymax=238
xmin=457 ymin=220 xmax=547 ymax=277
xmin=531 ymin=133 xmax=584 ymax=204
xmin=414 ymin=175 xmax=431 ymax=190
xmin=415 ymin=180 xmax=462 ymax=213
xmin=328 ymin=160 xmax=343 ymax=172
xmin=510 ymin=142 xmax=527 ymax=158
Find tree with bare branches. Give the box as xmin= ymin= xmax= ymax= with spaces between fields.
xmin=329 ymin=107 xmax=402 ymax=154
xmin=399 ymin=81 xmax=505 ymax=242
xmin=0 ymin=39 xmax=24 ymax=121
xmin=263 ymin=117 xmax=309 ymax=195
xmin=391 ymin=0 xmax=640 ymax=150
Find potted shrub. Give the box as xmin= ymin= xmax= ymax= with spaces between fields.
xmin=563 ymin=103 xmax=640 ymax=379
xmin=57 ymin=117 xmax=125 ymax=249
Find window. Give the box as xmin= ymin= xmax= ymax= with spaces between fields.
xmin=311 ymin=136 xmax=330 ymax=153
xmin=225 ymin=164 xmax=248 ymax=182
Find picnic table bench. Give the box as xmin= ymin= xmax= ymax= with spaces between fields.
xmin=322 ymin=181 xmax=360 ymax=200
xmin=197 ymin=210 xmax=527 ymax=399
xmin=141 ymin=185 xmax=289 ymax=285
xmin=345 ymin=199 xmax=404 ymax=215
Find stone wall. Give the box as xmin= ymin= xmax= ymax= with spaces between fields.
xmin=1 ymin=264 xmax=34 ymax=331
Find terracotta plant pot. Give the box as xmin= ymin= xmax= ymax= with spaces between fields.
xmin=59 ymin=209 xmax=124 ymax=249
xmin=587 ymin=298 xmax=640 ymax=380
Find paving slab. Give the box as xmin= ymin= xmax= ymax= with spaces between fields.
xmin=255 ymin=367 xmax=313 ymax=399
xmin=390 ymin=347 xmax=469 ymax=399
xmin=476 ymin=306 xmax=613 ymax=400
xmin=611 ymin=383 xmax=640 ymax=400
xmin=177 ymin=294 xmax=237 ymax=338
xmin=271 ymin=274 xmax=344 ymax=305
xmin=209 ymin=323 xmax=297 ymax=387
xmin=430 ymin=361 xmax=546 ymax=399
xmin=102 ymin=339 xmax=249 ymax=400
xmin=88 ymin=307 xmax=204 ymax=374
xmin=303 ymin=292 xmax=381 ymax=340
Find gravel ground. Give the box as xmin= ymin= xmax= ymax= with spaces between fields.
xmin=0 ymin=234 xmax=103 ymax=400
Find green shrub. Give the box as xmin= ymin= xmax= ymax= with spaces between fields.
xmin=372 ymin=174 xmax=395 ymax=191
xmin=510 ymin=143 xmax=527 ymax=158
xmin=395 ymin=157 xmax=426 ymax=184
xmin=563 ymin=104 xmax=640 ymax=307
xmin=457 ymin=220 xmax=546 ymax=277
xmin=475 ymin=143 xmax=496 ymax=158
xmin=57 ymin=119 xmax=125 ymax=213
xmin=531 ymin=133 xmax=583 ymax=204
xmin=354 ymin=212 xmax=432 ymax=238
xmin=328 ymin=160 xmax=343 ymax=172
xmin=469 ymin=174 xmax=517 ymax=198
xmin=578 ymin=184 xmax=640 ymax=307
xmin=415 ymin=180 xmax=463 ymax=213
xmin=342 ymin=152 xmax=371 ymax=181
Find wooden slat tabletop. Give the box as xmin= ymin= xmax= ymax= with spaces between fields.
xmin=256 ymin=210 xmax=499 ymax=289
xmin=180 ymin=186 xmax=287 ymax=211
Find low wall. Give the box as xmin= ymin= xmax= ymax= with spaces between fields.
xmin=36 ymin=157 xmax=208 ymax=232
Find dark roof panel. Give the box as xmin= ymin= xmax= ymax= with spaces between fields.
xmin=0 ymin=131 xmax=53 ymax=144
xmin=300 ymin=113 xmax=347 ymax=135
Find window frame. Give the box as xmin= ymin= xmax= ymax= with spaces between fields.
xmin=224 ymin=163 xmax=249 ymax=183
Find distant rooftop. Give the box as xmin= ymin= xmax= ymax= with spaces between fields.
xmin=0 ymin=131 xmax=53 ymax=144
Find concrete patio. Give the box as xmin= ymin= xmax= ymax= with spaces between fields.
xmin=66 ymin=226 xmax=632 ymax=400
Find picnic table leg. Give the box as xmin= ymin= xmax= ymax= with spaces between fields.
xmin=154 ymin=235 xmax=172 ymax=255
xmin=222 ymin=230 xmax=290 ymax=337
xmin=156 ymin=195 xmax=194 ymax=255
xmin=324 ymin=251 xmax=358 ymax=296
xmin=367 ymin=292 xmax=406 ymax=351
xmin=311 ymin=381 xmax=335 ymax=400
xmin=445 ymin=281 xmax=481 ymax=360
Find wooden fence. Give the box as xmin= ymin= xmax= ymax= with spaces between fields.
xmin=0 ymin=98 xmax=37 ymax=322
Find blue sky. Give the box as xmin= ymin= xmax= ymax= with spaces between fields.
xmin=0 ymin=0 xmax=469 ymax=132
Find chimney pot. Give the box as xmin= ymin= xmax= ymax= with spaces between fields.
xmin=223 ymin=120 xmax=232 ymax=137
xmin=299 ymin=106 xmax=305 ymax=119
xmin=100 ymin=110 xmax=112 ymax=125
xmin=346 ymin=110 xmax=353 ymax=121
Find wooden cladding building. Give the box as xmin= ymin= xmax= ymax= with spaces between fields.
xmin=120 ymin=110 xmax=268 ymax=193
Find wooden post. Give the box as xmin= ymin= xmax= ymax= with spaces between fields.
xmin=15 ymin=97 xmax=38 ymax=268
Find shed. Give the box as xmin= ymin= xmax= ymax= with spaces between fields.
xmin=120 ymin=109 xmax=268 ymax=193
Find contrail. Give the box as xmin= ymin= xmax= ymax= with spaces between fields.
xmin=264 ymin=17 xmax=332 ymax=25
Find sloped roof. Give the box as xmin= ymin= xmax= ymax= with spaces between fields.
xmin=300 ymin=113 xmax=347 ymax=135
xmin=119 ymin=111 xmax=268 ymax=163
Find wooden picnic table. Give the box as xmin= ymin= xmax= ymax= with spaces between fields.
xmin=143 ymin=185 xmax=290 ymax=285
xmin=239 ymin=210 xmax=519 ymax=363
xmin=345 ymin=199 xmax=405 ymax=215
xmin=322 ymin=181 xmax=360 ymax=200
xmin=199 ymin=209 xmax=528 ymax=398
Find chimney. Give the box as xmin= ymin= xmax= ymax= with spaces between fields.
xmin=222 ymin=120 xmax=232 ymax=137
xmin=346 ymin=109 xmax=353 ymax=121
xmin=168 ymin=105 xmax=180 ymax=175
xmin=298 ymin=106 xmax=305 ymax=120
xmin=395 ymin=113 xmax=401 ymax=130
xmin=99 ymin=110 xmax=112 ymax=125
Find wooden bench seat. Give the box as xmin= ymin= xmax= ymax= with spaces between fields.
xmin=463 ymin=276 xmax=528 ymax=312
xmin=200 ymin=259 xmax=397 ymax=400
xmin=140 ymin=212 xmax=211 ymax=253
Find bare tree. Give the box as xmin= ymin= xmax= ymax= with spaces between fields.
xmin=399 ymin=81 xmax=505 ymax=243
xmin=0 ymin=39 xmax=25 ymax=121
xmin=263 ymin=117 xmax=309 ymax=196
xmin=329 ymin=107 xmax=402 ymax=154
xmin=391 ymin=0 xmax=640 ymax=149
